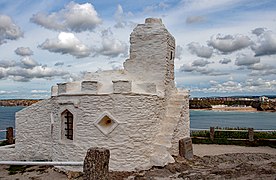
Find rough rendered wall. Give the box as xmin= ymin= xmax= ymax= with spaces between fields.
xmin=51 ymin=94 xmax=164 ymax=171
xmin=15 ymin=99 xmax=52 ymax=160
xmin=123 ymin=19 xmax=175 ymax=94
xmin=170 ymin=93 xmax=190 ymax=155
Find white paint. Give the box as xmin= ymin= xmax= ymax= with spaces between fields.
xmin=0 ymin=18 xmax=190 ymax=172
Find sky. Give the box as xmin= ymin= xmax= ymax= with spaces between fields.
xmin=1 ymin=0 xmax=276 ymax=99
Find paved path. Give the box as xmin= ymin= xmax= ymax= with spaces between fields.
xmin=193 ymin=144 xmax=276 ymax=157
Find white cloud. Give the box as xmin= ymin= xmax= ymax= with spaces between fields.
xmin=0 ymin=58 xmax=69 ymax=82
xmin=179 ymin=63 xmax=228 ymax=76
xmin=114 ymin=4 xmax=126 ymax=29
xmin=191 ymin=77 xmax=276 ymax=94
xmin=0 ymin=60 xmax=17 ymax=68
xmin=0 ymin=90 xmax=18 ymax=94
xmin=15 ymin=47 xmax=33 ymax=56
xmin=175 ymin=45 xmax=184 ymax=60
xmin=252 ymin=30 xmax=276 ymax=56
xmin=54 ymin=62 xmax=64 ymax=66
xmin=192 ymin=59 xmax=211 ymax=67
xmin=252 ymin=28 xmax=265 ymax=36
xmin=7 ymin=65 xmax=68 ymax=82
xmin=143 ymin=2 xmax=170 ymax=13
xmin=31 ymin=89 xmax=49 ymax=93
xmin=219 ymin=58 xmax=231 ymax=64
xmin=20 ymin=57 xmax=40 ymax=69
xmin=113 ymin=4 xmax=135 ymax=29
xmin=208 ymin=34 xmax=252 ymax=54
xmin=186 ymin=16 xmax=205 ymax=24
xmin=247 ymin=63 xmax=273 ymax=71
xmin=188 ymin=42 xmax=213 ymax=58
xmin=0 ymin=14 xmax=23 ymax=45
xmin=31 ymin=2 xmax=102 ymax=32
xmin=179 ymin=63 xmax=195 ymax=72
xmin=235 ymin=54 xmax=260 ymax=66
xmin=39 ymin=32 xmax=91 ymax=58
xmin=94 ymin=29 xmax=128 ymax=58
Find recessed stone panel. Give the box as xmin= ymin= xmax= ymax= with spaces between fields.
xmin=94 ymin=112 xmax=118 ymax=135
xmin=112 ymin=80 xmax=132 ymax=94
xmin=81 ymin=81 xmax=99 ymax=93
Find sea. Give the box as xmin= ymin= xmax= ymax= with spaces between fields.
xmin=0 ymin=107 xmax=275 ymax=139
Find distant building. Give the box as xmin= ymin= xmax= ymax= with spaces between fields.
xmin=260 ymin=96 xmax=269 ymax=102
xmin=0 ymin=18 xmax=190 ymax=172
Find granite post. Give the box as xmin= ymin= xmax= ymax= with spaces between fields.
xmin=210 ymin=127 xmax=215 ymax=142
xmin=248 ymin=128 xmax=254 ymax=142
xmin=83 ymin=147 xmax=110 ymax=180
xmin=6 ymin=127 xmax=13 ymax=144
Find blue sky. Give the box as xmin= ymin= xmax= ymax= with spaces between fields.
xmin=1 ymin=0 xmax=276 ymax=99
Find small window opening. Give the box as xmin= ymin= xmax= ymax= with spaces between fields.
xmin=170 ymin=51 xmax=173 ymax=60
xmin=99 ymin=115 xmax=113 ymax=127
xmin=64 ymin=111 xmax=73 ymax=140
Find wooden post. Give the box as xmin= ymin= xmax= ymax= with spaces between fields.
xmin=248 ymin=128 xmax=254 ymax=142
xmin=83 ymin=147 xmax=110 ymax=180
xmin=179 ymin=138 xmax=193 ymax=159
xmin=6 ymin=127 xmax=14 ymax=144
xmin=210 ymin=127 xmax=215 ymax=141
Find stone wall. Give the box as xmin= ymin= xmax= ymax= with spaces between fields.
xmin=123 ymin=18 xmax=175 ymax=95
xmin=51 ymin=94 xmax=165 ymax=171
xmin=15 ymin=99 xmax=53 ymax=160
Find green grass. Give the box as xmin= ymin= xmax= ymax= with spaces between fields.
xmin=0 ymin=141 xmax=8 ymax=146
xmin=6 ymin=165 xmax=32 ymax=175
xmin=191 ymin=127 xmax=276 ymax=148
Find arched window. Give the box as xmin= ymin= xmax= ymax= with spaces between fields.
xmin=62 ymin=110 xmax=73 ymax=140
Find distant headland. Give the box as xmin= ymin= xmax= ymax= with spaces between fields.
xmin=1 ymin=95 xmax=276 ymax=112
xmin=190 ymin=96 xmax=276 ymax=112
xmin=0 ymin=99 xmax=40 ymax=106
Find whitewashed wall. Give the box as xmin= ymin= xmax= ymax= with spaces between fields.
xmin=51 ymin=94 xmax=165 ymax=171
xmin=15 ymin=99 xmax=52 ymax=160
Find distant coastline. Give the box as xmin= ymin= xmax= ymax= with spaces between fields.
xmin=190 ymin=98 xmax=276 ymax=112
xmin=191 ymin=107 xmax=258 ymax=112
xmin=0 ymin=99 xmax=40 ymax=107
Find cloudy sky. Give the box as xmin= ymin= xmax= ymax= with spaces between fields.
xmin=1 ymin=0 xmax=276 ymax=99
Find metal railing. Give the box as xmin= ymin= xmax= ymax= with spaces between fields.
xmin=0 ymin=161 xmax=83 ymax=166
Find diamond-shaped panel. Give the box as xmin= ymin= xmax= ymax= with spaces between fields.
xmin=94 ymin=112 xmax=118 ymax=135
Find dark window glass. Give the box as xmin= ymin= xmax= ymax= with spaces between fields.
xmin=64 ymin=111 xmax=73 ymax=140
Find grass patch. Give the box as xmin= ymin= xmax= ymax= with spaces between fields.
xmin=191 ymin=127 xmax=276 ymax=148
xmin=0 ymin=141 xmax=8 ymax=146
xmin=6 ymin=165 xmax=33 ymax=175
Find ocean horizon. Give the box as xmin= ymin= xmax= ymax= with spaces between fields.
xmin=0 ymin=107 xmax=275 ymax=139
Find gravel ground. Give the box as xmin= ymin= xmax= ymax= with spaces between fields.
xmin=193 ymin=144 xmax=276 ymax=156
xmin=0 ymin=145 xmax=275 ymax=179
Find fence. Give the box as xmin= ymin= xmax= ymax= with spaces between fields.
xmin=0 ymin=127 xmax=14 ymax=144
xmin=191 ymin=127 xmax=276 ymax=143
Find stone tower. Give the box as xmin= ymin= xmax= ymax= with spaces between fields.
xmin=124 ymin=18 xmax=176 ymax=96
xmin=0 ymin=18 xmax=190 ymax=173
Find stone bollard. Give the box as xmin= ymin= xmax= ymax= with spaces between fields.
xmin=210 ymin=127 xmax=215 ymax=142
xmin=179 ymin=138 xmax=193 ymax=159
xmin=6 ymin=127 xmax=14 ymax=144
xmin=83 ymin=147 xmax=110 ymax=180
xmin=248 ymin=128 xmax=254 ymax=142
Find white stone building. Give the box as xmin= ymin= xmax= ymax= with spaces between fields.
xmin=0 ymin=18 xmax=190 ymax=172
